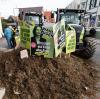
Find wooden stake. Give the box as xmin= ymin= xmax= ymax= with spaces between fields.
xmin=69 ymin=53 xmax=71 ymax=58
xmin=60 ymin=53 xmax=61 ymax=58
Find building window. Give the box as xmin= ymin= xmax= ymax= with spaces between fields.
xmin=84 ymin=18 xmax=89 ymax=27
xmin=81 ymin=2 xmax=86 ymax=9
xmin=89 ymin=0 xmax=97 ymax=9
xmin=90 ymin=16 xmax=96 ymax=27
xmin=97 ymin=15 xmax=100 ymax=27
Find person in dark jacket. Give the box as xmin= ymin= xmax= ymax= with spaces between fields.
xmin=11 ymin=26 xmax=16 ymax=48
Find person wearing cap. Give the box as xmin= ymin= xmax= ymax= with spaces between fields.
xmin=4 ymin=25 xmax=13 ymax=48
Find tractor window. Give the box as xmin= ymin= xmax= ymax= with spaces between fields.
xmin=60 ymin=12 xmax=80 ymax=24
xmin=25 ymin=15 xmax=40 ymax=25
xmin=30 ymin=16 xmax=39 ymax=24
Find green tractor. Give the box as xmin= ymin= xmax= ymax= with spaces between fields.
xmin=55 ymin=9 xmax=96 ymax=59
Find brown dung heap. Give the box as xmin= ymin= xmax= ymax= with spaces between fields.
xmin=0 ymin=49 xmax=97 ymax=99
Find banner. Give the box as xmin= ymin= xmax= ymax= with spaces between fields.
xmin=66 ymin=28 xmax=76 ymax=54
xmin=53 ymin=19 xmax=66 ymax=57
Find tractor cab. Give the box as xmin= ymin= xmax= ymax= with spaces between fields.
xmin=19 ymin=12 xmax=43 ymax=27
xmin=55 ymin=9 xmax=86 ymax=48
xmin=56 ymin=9 xmax=85 ymax=26
xmin=24 ymin=13 xmax=43 ymax=26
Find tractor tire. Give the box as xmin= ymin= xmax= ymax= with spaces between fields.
xmin=75 ymin=37 xmax=97 ymax=59
xmin=89 ymin=28 xmax=96 ymax=37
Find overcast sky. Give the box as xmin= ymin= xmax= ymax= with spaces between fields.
xmin=0 ymin=0 xmax=73 ymax=18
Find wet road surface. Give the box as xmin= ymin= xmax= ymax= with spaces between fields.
xmin=90 ymin=40 xmax=100 ymax=99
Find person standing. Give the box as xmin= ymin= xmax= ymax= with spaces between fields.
xmin=11 ymin=26 xmax=16 ymax=48
xmin=4 ymin=25 xmax=13 ymax=48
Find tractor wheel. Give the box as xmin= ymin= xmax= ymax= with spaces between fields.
xmin=89 ymin=28 xmax=96 ymax=37
xmin=75 ymin=37 xmax=96 ymax=59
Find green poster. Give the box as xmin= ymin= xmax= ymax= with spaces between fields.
xmin=66 ymin=29 xmax=76 ymax=54
xmin=53 ymin=19 xmax=66 ymax=57
xmin=20 ymin=21 xmax=35 ymax=49
xmin=42 ymin=34 xmax=54 ymax=58
xmin=79 ymin=27 xmax=85 ymax=43
xmin=31 ymin=27 xmax=54 ymax=58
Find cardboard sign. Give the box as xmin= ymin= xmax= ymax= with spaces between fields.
xmin=53 ymin=19 xmax=66 ymax=57
xmin=66 ymin=30 xmax=76 ymax=54
xmin=20 ymin=50 xmax=28 ymax=59
xmin=0 ymin=88 xmax=5 ymax=99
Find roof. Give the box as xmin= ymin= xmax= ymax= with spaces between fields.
xmin=8 ymin=16 xmax=18 ymax=21
xmin=25 ymin=13 xmax=42 ymax=16
xmin=57 ymin=9 xmax=85 ymax=13
xmin=0 ymin=17 xmax=4 ymax=19
xmin=19 ymin=7 xmax=43 ymax=14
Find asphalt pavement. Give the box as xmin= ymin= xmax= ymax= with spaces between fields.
xmin=0 ymin=38 xmax=8 ymax=48
xmin=90 ymin=39 xmax=100 ymax=99
xmin=91 ymin=39 xmax=100 ymax=65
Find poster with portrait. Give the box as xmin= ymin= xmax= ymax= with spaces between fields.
xmin=31 ymin=26 xmax=54 ymax=58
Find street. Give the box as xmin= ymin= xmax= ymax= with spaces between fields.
xmin=91 ymin=42 xmax=100 ymax=99
xmin=91 ymin=44 xmax=100 ymax=65
xmin=0 ymin=38 xmax=8 ymax=49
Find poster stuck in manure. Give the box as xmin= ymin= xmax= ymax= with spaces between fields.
xmin=31 ymin=26 xmax=54 ymax=58
xmin=20 ymin=21 xmax=35 ymax=49
xmin=53 ymin=19 xmax=66 ymax=57
xmin=66 ymin=29 xmax=76 ymax=54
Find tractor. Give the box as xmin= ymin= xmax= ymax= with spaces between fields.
xmin=19 ymin=9 xmax=96 ymax=59
xmin=55 ymin=9 xmax=96 ymax=59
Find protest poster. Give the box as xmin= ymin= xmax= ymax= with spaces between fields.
xmin=66 ymin=28 xmax=76 ymax=54
xmin=31 ymin=26 xmax=54 ymax=58
xmin=53 ymin=19 xmax=66 ymax=57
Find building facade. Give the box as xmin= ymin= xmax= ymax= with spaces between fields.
xmin=66 ymin=0 xmax=81 ymax=9
xmin=67 ymin=0 xmax=100 ymax=38
xmin=19 ymin=7 xmax=43 ymax=15
xmin=80 ymin=0 xmax=100 ymax=28
xmin=80 ymin=0 xmax=100 ymax=38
